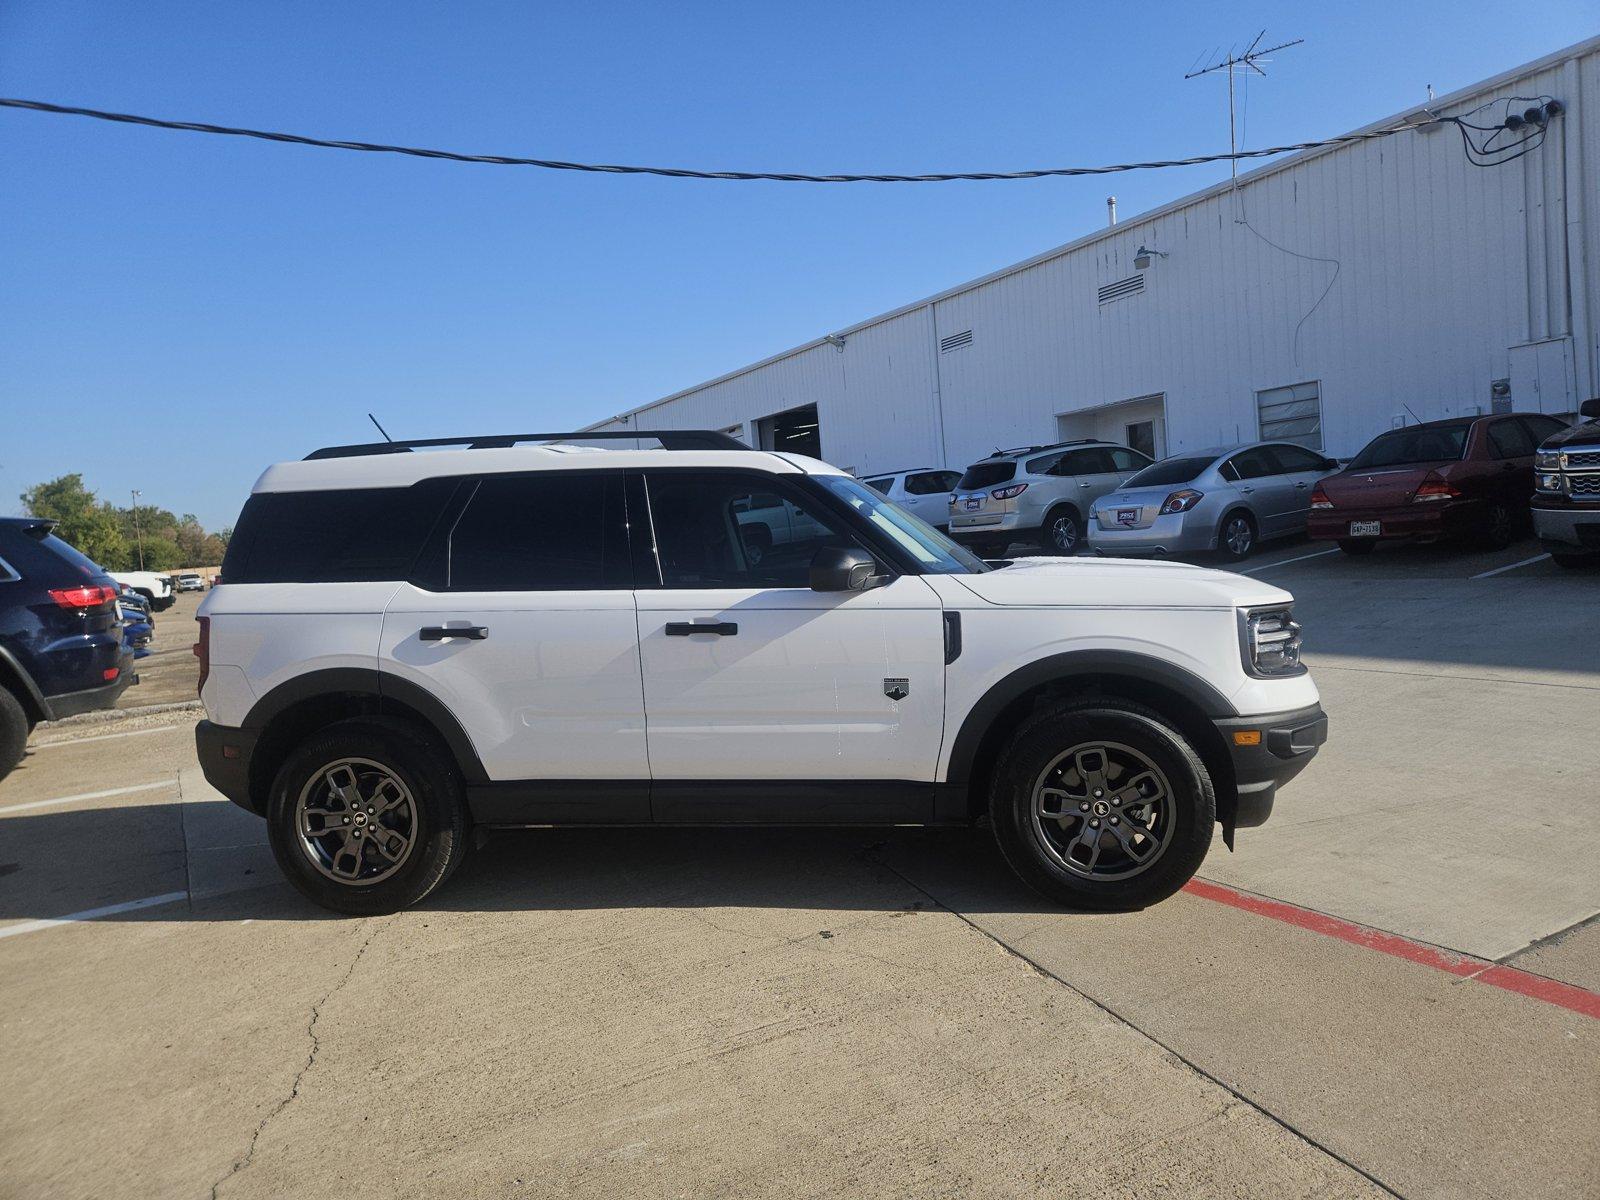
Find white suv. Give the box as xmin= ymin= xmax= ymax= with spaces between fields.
xmin=949 ymin=441 xmax=1153 ymax=556
xmin=195 ymin=430 xmax=1326 ymax=915
xmin=860 ymin=467 xmax=963 ymax=530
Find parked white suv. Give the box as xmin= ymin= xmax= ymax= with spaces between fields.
xmin=196 ymin=429 xmax=1326 ymax=915
xmin=110 ymin=569 xmax=175 ymax=611
xmin=860 ymin=467 xmax=963 ymax=530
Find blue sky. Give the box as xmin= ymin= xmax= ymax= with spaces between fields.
xmin=2 ymin=3 xmax=1594 ymax=529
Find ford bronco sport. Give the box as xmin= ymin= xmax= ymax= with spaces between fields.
xmin=195 ymin=430 xmax=1327 ymax=915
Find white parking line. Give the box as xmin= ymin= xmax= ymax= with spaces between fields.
xmin=0 ymin=891 xmax=188 ymax=940
xmin=0 ymin=779 xmax=177 ymax=816
xmin=32 ymin=724 xmax=191 ymax=749
xmin=1472 ymin=553 xmax=1551 ymax=580
xmin=1240 ymin=548 xmax=1341 ymax=574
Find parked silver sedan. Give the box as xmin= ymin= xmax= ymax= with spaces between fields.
xmin=1088 ymin=441 xmax=1339 ymax=561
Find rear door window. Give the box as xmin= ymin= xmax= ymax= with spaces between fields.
xmin=445 ymin=472 xmax=628 ymax=591
xmin=1062 ymin=448 xmax=1118 ymax=476
xmin=1108 ymin=447 xmax=1151 ymax=472
xmin=863 ymin=478 xmax=895 ymax=495
xmin=1226 ymin=448 xmax=1279 ymax=480
xmin=904 ymin=471 xmax=955 ymax=495
xmin=1486 ymin=420 xmax=1534 ymax=460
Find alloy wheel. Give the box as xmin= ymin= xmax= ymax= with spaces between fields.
xmin=1050 ymin=514 xmax=1080 ymax=553
xmin=1224 ymin=515 xmax=1254 ymax=557
xmin=1031 ymin=741 xmax=1175 ymax=880
xmin=295 ymin=758 xmax=419 ymax=886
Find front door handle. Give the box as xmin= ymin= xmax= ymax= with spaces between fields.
xmin=665 ymin=621 xmax=739 ymax=637
xmin=1078 ymin=481 xmax=1092 ymax=488
xmin=420 ymin=625 xmax=488 ymax=641
xmin=1294 ymin=482 xmax=1309 ymax=489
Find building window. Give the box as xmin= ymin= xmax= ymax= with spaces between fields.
xmin=1256 ymin=382 xmax=1323 ymax=450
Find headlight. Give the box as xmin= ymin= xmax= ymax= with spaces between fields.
xmin=1536 ymin=472 xmax=1564 ymax=493
xmin=1239 ymin=605 xmax=1305 ymax=678
xmin=1535 ymin=449 xmax=1561 ymax=471
xmin=1159 ymin=489 xmax=1204 ymax=514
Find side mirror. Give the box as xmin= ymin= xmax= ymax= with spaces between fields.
xmin=1321 ymin=457 xmax=1339 ymax=472
xmin=809 ymin=546 xmax=884 ymax=592
xmin=1581 ymin=398 xmax=1600 ymax=419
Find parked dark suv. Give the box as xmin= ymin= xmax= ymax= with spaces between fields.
xmin=0 ymin=517 xmax=136 ymax=779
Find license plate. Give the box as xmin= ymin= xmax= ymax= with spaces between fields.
xmin=964 ymin=498 xmax=981 ymax=511
xmin=1116 ymin=508 xmax=1139 ymax=526
xmin=1350 ymin=520 xmax=1381 ymax=537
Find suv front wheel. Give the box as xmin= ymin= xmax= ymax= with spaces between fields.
xmin=267 ymin=719 xmax=469 ymax=915
xmin=988 ymin=700 xmax=1215 ymax=910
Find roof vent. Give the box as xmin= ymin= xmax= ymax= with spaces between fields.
xmin=939 ymin=329 xmax=974 ymax=353
xmin=1097 ymin=274 xmax=1145 ymax=305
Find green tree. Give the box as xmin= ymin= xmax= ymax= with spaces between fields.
xmin=20 ymin=475 xmax=129 ymax=567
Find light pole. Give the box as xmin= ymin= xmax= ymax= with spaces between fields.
xmin=130 ymin=489 xmax=145 ymax=571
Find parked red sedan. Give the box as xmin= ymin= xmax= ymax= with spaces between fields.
xmin=1308 ymin=413 xmax=1569 ymax=555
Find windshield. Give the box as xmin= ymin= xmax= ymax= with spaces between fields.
xmin=957 ymin=461 xmax=1016 ymax=490
xmin=1349 ymin=426 xmax=1469 ymax=469
xmin=1122 ymin=456 xmax=1216 ymax=488
xmin=817 ymin=476 xmax=989 ymax=574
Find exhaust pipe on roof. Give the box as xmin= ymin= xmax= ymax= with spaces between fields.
xmin=1106 ymin=196 xmax=1118 ymax=226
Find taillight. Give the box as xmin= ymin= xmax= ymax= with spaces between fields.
xmin=48 ymin=584 xmax=119 ymax=609
xmin=1159 ymin=489 xmax=1204 ymax=515
xmin=1309 ymin=484 xmax=1334 ymax=510
xmin=1412 ymin=473 xmax=1460 ymax=503
xmin=991 ymin=483 xmax=1029 ymax=500
xmin=194 ymin=616 xmax=210 ymax=696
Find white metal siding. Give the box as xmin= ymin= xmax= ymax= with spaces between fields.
xmin=592 ymin=39 xmax=1599 ymax=475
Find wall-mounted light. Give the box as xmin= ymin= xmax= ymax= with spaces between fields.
xmin=1133 ymin=245 xmax=1168 ymax=270
xmin=823 ymin=334 xmax=847 ymax=352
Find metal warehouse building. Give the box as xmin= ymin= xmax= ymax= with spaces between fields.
xmin=590 ymin=37 xmax=1599 ymax=476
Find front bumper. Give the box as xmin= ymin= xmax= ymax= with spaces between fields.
xmin=196 ymin=719 xmax=262 ymax=814
xmin=1212 ymin=703 xmax=1328 ymax=829
xmin=1531 ymin=500 xmax=1600 ymax=553
xmin=1089 ymin=512 xmax=1214 ymax=556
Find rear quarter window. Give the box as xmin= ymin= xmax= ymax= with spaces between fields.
xmin=223 ymin=479 xmax=457 ymax=583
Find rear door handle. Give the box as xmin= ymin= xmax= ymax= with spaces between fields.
xmin=1078 ymin=481 xmax=1092 ymax=488
xmin=1240 ymin=486 xmax=1255 ymax=494
xmin=665 ymin=621 xmax=738 ymax=637
xmin=1294 ymin=482 xmax=1309 ymax=489
xmin=419 ymin=625 xmax=488 ymax=641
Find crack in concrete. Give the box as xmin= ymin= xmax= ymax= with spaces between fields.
xmin=871 ymin=855 xmax=1406 ymax=1199
xmin=209 ymin=920 xmax=384 ymax=1199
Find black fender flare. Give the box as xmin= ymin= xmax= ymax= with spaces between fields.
xmin=943 ymin=649 xmax=1237 ymax=787
xmin=242 ymin=667 xmax=488 ymax=783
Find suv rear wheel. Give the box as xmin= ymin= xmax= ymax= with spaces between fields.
xmin=988 ymin=700 xmax=1215 ymax=910
xmin=1043 ymin=508 xmax=1082 ymax=555
xmin=266 ymin=719 xmax=468 ymax=915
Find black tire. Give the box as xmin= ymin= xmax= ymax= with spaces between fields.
xmin=0 ymin=687 xmax=28 ymax=783
xmin=988 ymin=699 xmax=1215 ymax=911
xmin=1479 ymin=502 xmax=1516 ymax=551
xmin=1551 ymin=551 xmax=1596 ymax=569
xmin=1215 ymin=510 xmax=1257 ymax=562
xmin=266 ymin=718 xmax=468 ymax=915
xmin=1337 ymin=538 xmax=1377 ymax=556
xmin=1041 ymin=508 xmax=1083 ymax=555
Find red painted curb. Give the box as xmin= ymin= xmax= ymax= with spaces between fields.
xmin=1183 ymin=878 xmax=1599 ymax=1020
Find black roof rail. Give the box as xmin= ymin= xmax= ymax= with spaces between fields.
xmin=305 ymin=429 xmax=749 ymax=460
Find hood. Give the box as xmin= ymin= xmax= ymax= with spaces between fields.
xmin=1539 ymin=418 xmax=1600 ymax=451
xmin=950 ymin=556 xmax=1292 ymax=610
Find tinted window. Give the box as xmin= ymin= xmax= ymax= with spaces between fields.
xmin=863 ymin=478 xmax=894 ymax=495
xmin=957 ymin=462 xmax=1017 ymax=490
xmin=447 ymin=473 xmax=627 ymax=591
xmin=646 ymin=472 xmax=860 ymax=589
xmin=0 ymin=526 xmax=105 ymax=585
xmin=1024 ymin=451 xmax=1065 ymax=475
xmin=1227 ymin=448 xmax=1279 ymax=480
xmin=1063 ymin=448 xmax=1117 ymax=475
xmin=903 ymin=471 xmax=956 ymax=496
xmin=1486 ymin=419 xmax=1534 ymax=460
xmin=1519 ymin=415 xmax=1567 ymax=447
xmin=1271 ymin=444 xmax=1332 ymax=472
xmin=1122 ymin=456 xmax=1216 ymax=488
xmin=1349 ymin=426 xmax=1470 ymax=470
xmin=1109 ymin=447 xmax=1151 ymax=471
xmin=224 ymin=480 xmax=455 ymax=584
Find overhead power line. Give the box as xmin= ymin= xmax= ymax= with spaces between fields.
xmin=1 ymin=94 xmax=1452 ymax=184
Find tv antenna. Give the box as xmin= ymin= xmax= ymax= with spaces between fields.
xmin=1186 ymin=31 xmax=1304 ymax=201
